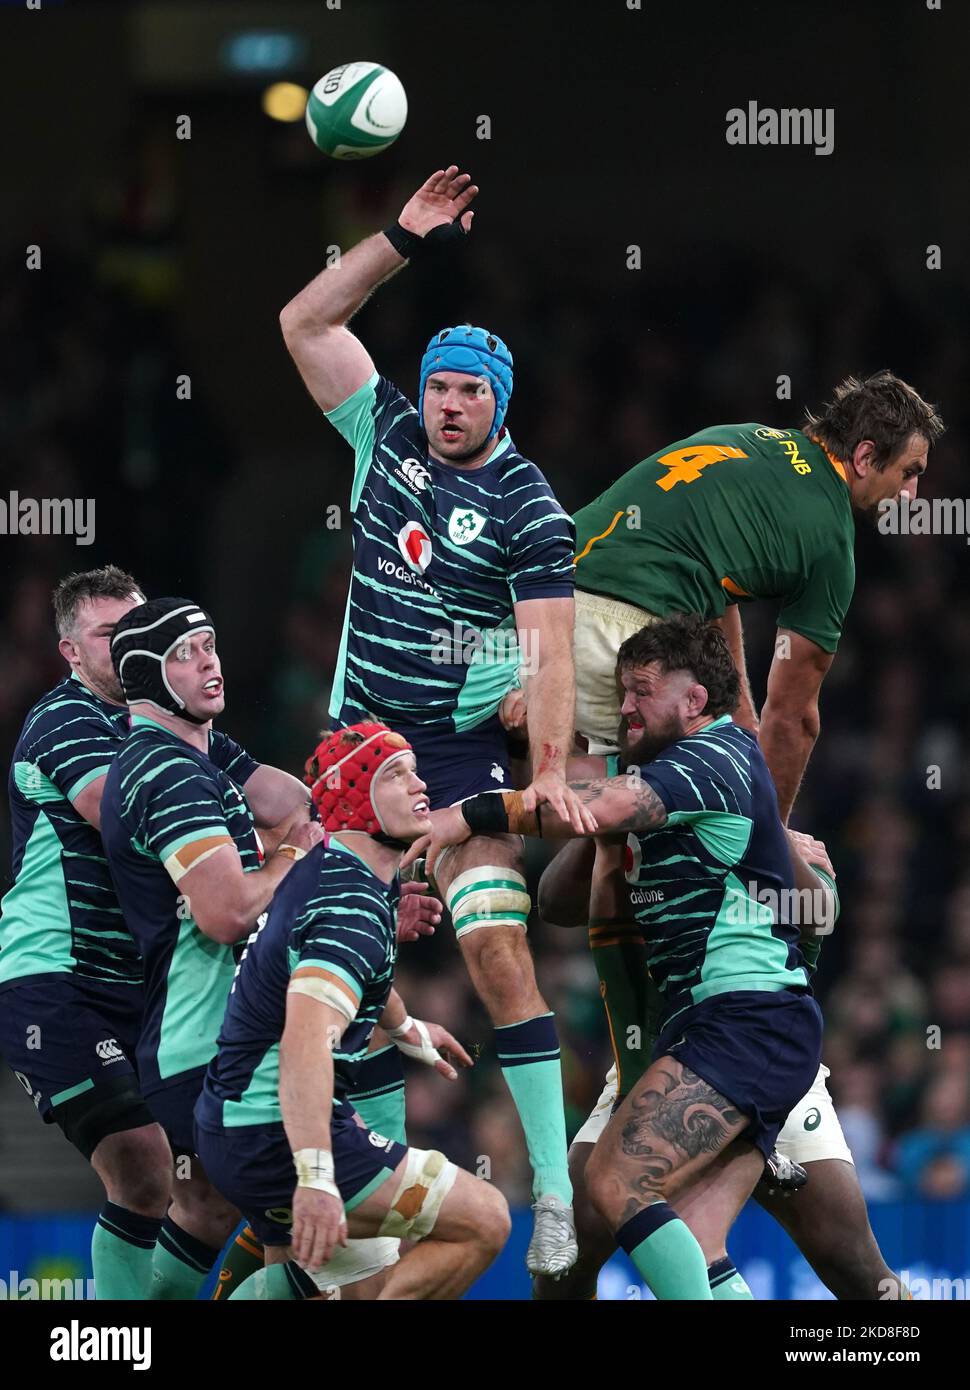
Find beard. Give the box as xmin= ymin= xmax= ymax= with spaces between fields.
xmin=431 ymin=426 xmax=489 ymax=463
xmin=622 ymin=711 xmax=688 ymax=767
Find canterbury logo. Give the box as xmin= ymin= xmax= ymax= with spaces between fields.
xmin=95 ymin=1038 xmax=123 ymax=1061
xmin=398 ymin=459 xmax=431 ymax=491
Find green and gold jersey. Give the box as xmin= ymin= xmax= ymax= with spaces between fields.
xmin=573 ymin=425 xmax=855 ymax=652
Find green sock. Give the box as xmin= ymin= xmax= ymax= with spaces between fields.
xmin=150 ymin=1217 xmax=219 ymax=1299
xmin=92 ymin=1202 xmax=163 ymax=1299
xmin=588 ymin=926 xmax=660 ymax=1098
xmin=708 ymin=1256 xmax=754 ymax=1299
xmin=210 ymin=1223 xmax=265 ymax=1300
xmin=616 ymin=1203 xmax=713 ymax=1300
xmin=229 ymin=1261 xmax=318 ymax=1300
xmin=495 ymin=1013 xmax=571 ymax=1202
xmin=349 ymin=1044 xmax=407 ymax=1144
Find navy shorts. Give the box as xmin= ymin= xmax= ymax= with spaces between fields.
xmin=403 ymin=715 xmax=513 ymax=808
xmin=654 ymin=989 xmax=823 ymax=1159
xmin=195 ymin=1099 xmax=408 ymax=1247
xmin=145 ymin=1068 xmax=207 ymax=1156
xmin=0 ymin=974 xmax=143 ymax=1122
xmin=335 ymin=710 xmax=513 ymax=809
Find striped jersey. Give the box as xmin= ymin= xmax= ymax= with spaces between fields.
xmin=99 ymin=715 xmax=260 ymax=1095
xmin=626 ymin=715 xmax=809 ymax=1029
xmin=0 ymin=675 xmax=254 ymax=991
xmin=574 ymin=425 xmax=856 ymax=653
xmin=195 ymin=839 xmax=398 ymax=1130
xmin=324 ymin=372 xmax=575 ymax=732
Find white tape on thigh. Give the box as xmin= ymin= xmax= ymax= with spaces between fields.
xmin=308 ymin=1238 xmax=400 ymax=1293
xmin=445 ymin=865 xmax=531 ymax=938
xmin=376 ymin=1148 xmax=458 ymax=1241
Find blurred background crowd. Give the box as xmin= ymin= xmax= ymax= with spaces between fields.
xmin=1 ymin=0 xmax=968 ymax=1223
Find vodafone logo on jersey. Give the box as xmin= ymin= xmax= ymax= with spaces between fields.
xmin=397 ymin=520 xmax=433 ymax=575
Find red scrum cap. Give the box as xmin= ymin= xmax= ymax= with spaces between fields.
xmin=304 ymin=722 xmax=415 ymax=835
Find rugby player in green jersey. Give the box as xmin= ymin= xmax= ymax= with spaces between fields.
xmin=533 ymin=373 xmax=942 ymax=1298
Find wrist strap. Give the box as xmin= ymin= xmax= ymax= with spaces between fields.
xmin=384 ymin=221 xmax=423 ymax=259
xmin=384 ymin=218 xmax=468 ymax=261
xmin=461 ymin=792 xmax=511 ymax=835
xmin=293 ymin=1148 xmax=340 ymax=1196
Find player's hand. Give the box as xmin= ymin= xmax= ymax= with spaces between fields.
xmin=401 ymin=804 xmax=471 ymax=878
xmin=521 ymin=769 xmax=598 ymax=835
xmin=397 ymin=880 xmax=443 ymax=942
xmin=786 ymin=828 xmax=835 ymax=879
xmin=390 ymin=1017 xmax=473 ymax=1081
xmin=398 ymin=166 xmax=478 ymax=238
xmin=283 ymin=820 xmax=326 ymax=856
xmin=291 ymin=1187 xmax=347 ymax=1272
xmin=499 ymin=686 xmax=528 ymax=732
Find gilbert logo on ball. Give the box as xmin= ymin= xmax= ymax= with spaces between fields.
xmin=305 ymin=61 xmax=407 ymax=160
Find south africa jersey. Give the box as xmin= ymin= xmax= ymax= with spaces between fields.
xmin=196 ymin=839 xmax=398 ymax=1130
xmin=100 ymin=716 xmax=260 ymax=1096
xmin=628 ymin=715 xmax=809 ymax=1029
xmin=0 ymin=675 xmax=137 ymax=990
xmin=324 ymin=372 xmax=575 ymax=731
xmin=574 ymin=425 xmax=855 ymax=652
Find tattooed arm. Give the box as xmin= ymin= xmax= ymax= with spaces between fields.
xmin=520 ymin=774 xmax=668 ymax=838
xmin=400 ymin=771 xmax=667 ymax=873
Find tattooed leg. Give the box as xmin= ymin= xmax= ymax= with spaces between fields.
xmin=578 ymin=1057 xmax=751 ymax=1300
xmin=586 ymin=1056 xmax=751 ymax=1228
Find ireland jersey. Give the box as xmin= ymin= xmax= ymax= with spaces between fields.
xmin=0 ymin=675 xmax=138 ymax=990
xmin=324 ymin=372 xmax=575 ymax=731
xmin=628 ymin=715 xmax=808 ymax=1030
xmin=574 ymin=425 xmax=855 ymax=652
xmin=100 ymin=716 xmax=260 ymax=1096
xmin=196 ymin=839 xmax=398 ymax=1130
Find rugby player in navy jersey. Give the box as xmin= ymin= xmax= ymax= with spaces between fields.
xmin=100 ymin=597 xmax=325 ymax=1297
xmin=195 ymin=723 xmax=510 ymax=1300
xmin=280 ymin=165 xmax=595 ymax=1273
xmin=0 ymin=570 xmax=313 ymax=1298
xmin=406 ymin=615 xmax=829 ymax=1299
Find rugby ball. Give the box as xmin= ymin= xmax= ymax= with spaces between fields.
xmin=305 ymin=61 xmax=407 ymax=160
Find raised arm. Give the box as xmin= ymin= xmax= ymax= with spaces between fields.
xmin=279 ymin=166 xmax=478 ymax=413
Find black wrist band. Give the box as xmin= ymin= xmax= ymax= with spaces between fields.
xmin=384 ymin=221 xmax=424 ymax=260
xmin=461 ymin=793 xmax=510 ymax=835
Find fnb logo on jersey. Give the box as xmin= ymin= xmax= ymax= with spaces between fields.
xmin=397 ymin=520 xmax=432 ymax=574
xmin=95 ymin=1038 xmax=123 ymax=1062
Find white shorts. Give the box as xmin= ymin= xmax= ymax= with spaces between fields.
xmin=572 ymin=1062 xmax=854 ymax=1167
xmin=774 ymin=1064 xmax=854 ymax=1166
xmin=574 ymin=590 xmax=660 ymax=751
xmin=308 ymin=1237 xmax=400 ymax=1294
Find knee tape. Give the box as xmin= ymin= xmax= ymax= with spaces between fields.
xmin=445 ymin=865 xmax=531 ymax=938
xmin=56 ymin=1079 xmax=156 ymax=1162
xmin=376 ymin=1148 xmax=458 ymax=1241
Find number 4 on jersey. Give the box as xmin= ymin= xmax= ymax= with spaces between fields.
xmin=656 ymin=444 xmax=748 ymax=491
